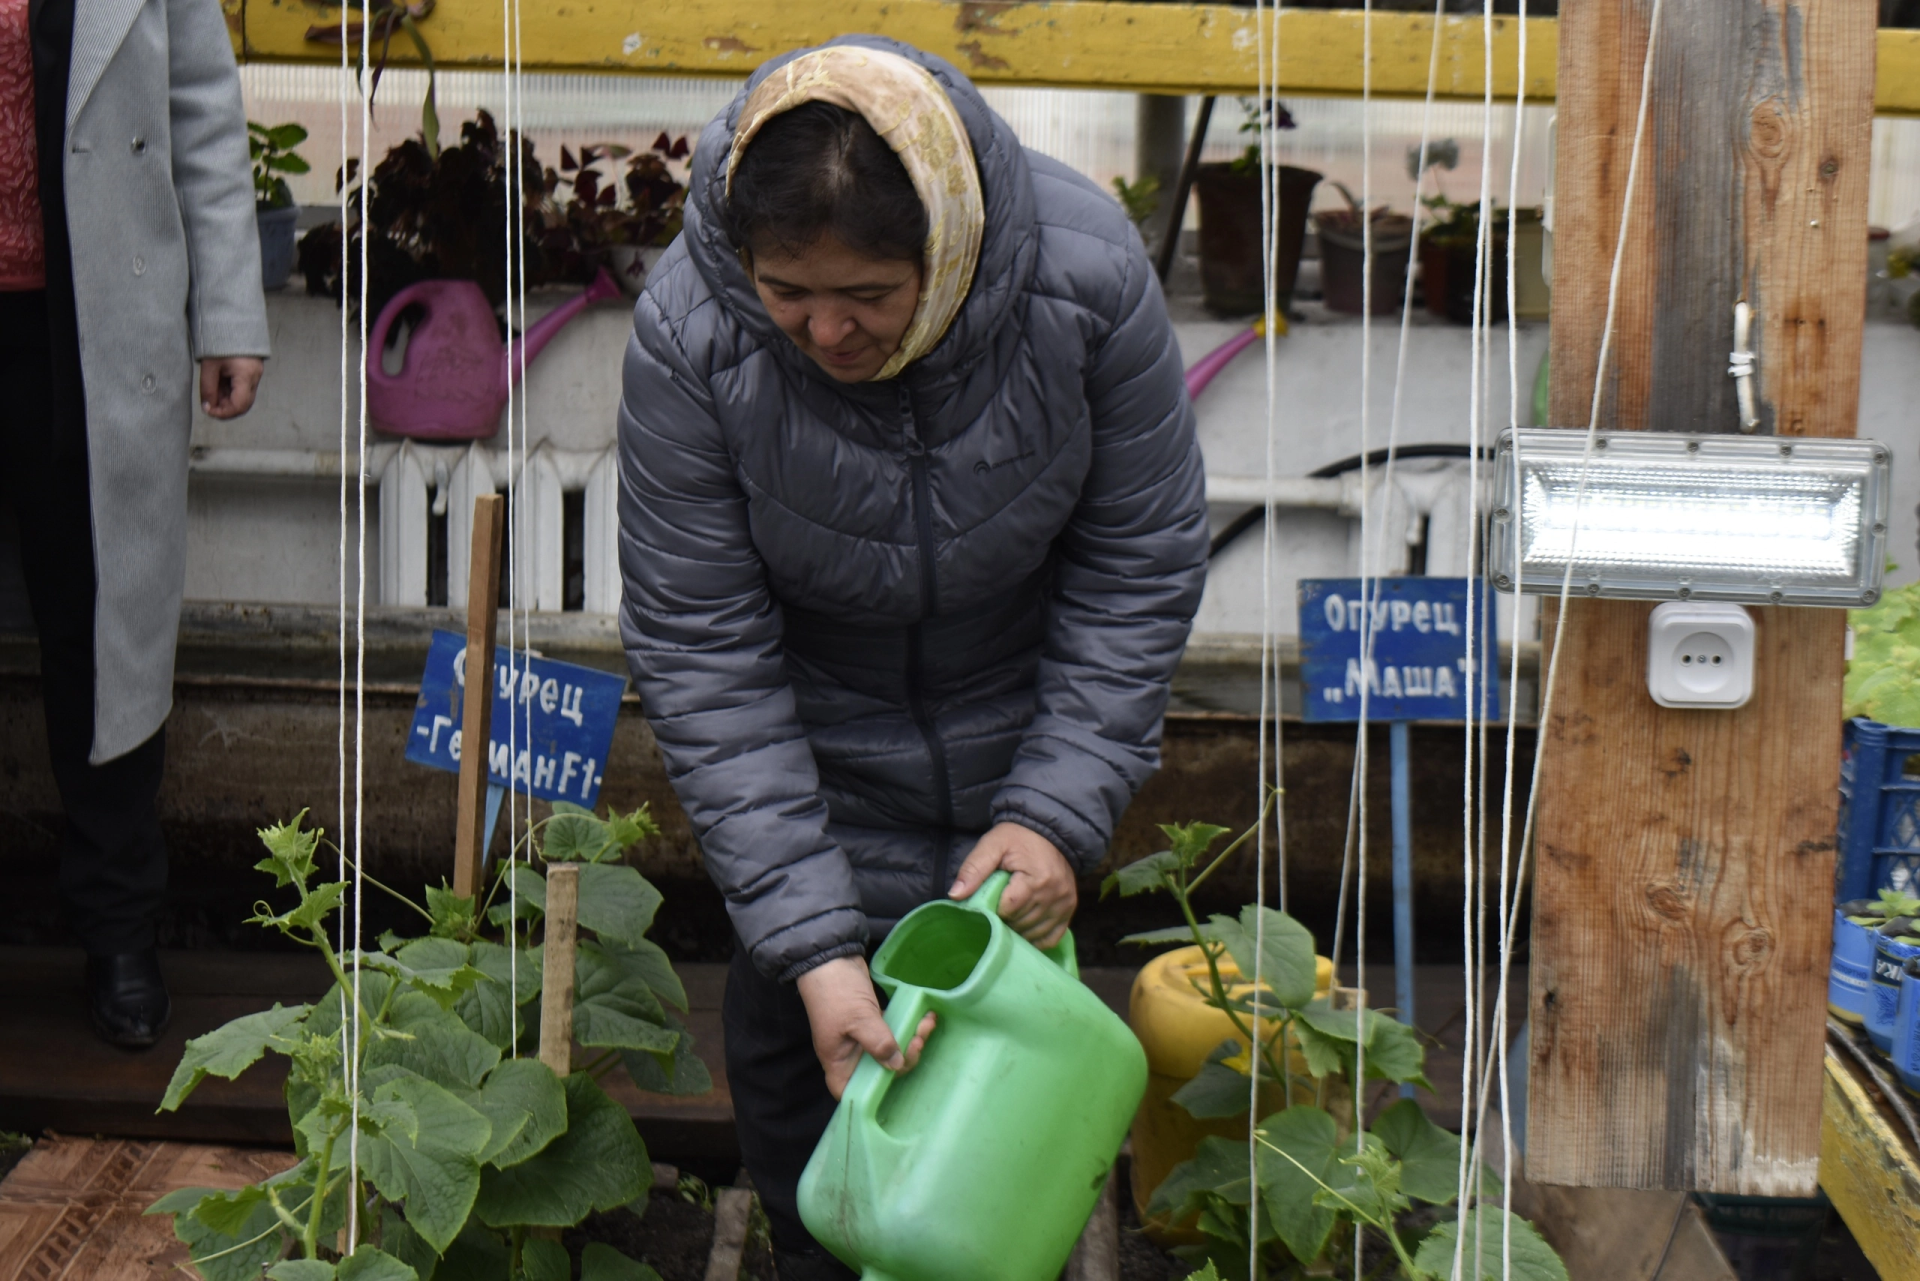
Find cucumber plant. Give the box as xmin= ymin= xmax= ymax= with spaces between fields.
xmin=1111 ymin=819 xmax=1566 ymax=1281
xmin=150 ymin=804 xmax=706 ymax=1281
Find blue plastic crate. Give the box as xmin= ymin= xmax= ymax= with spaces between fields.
xmin=1837 ymin=717 xmax=1920 ymax=902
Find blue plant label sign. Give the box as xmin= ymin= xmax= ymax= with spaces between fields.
xmin=1298 ymin=577 xmax=1499 ymax=723
xmin=405 ymin=630 xmax=627 ymax=806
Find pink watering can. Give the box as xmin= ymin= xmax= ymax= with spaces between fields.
xmin=366 ymin=268 xmax=623 ymax=439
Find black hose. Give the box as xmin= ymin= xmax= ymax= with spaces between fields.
xmin=1155 ymin=97 xmax=1215 ymax=285
xmin=1207 ymin=444 xmax=1495 ymax=559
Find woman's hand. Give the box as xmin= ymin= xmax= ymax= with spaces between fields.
xmin=200 ymin=357 xmax=264 ymax=419
xmin=947 ymin=822 xmax=1078 ymax=949
xmin=795 ymin=955 xmax=937 ymax=1100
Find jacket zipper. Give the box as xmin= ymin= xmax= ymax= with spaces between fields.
xmin=899 ymin=387 xmax=955 ymax=882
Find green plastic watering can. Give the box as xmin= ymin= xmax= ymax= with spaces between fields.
xmin=797 ymin=871 xmax=1148 ymax=1281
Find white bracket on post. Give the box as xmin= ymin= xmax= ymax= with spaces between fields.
xmin=1729 ymin=300 xmax=1761 ymax=432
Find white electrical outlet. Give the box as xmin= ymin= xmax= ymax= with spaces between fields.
xmin=1647 ymin=602 xmax=1755 ymax=709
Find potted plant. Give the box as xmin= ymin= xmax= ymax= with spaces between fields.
xmin=153 ymin=803 xmax=709 ymax=1280
xmin=1418 ymin=199 xmax=1508 ymax=326
xmin=251 ymin=121 xmax=311 ymax=291
xmin=541 ymin=133 xmax=690 ymax=297
xmin=1193 ymin=99 xmax=1321 ymax=317
xmin=1107 ymin=817 xmax=1568 ymax=1280
xmin=1313 ymin=183 xmax=1414 ymax=317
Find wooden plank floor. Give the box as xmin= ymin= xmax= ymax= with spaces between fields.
xmin=0 ymin=1135 xmax=297 ymax=1281
xmin=0 ymin=948 xmax=1507 ymax=1164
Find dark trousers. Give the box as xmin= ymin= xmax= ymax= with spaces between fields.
xmin=0 ymin=288 xmax=168 ymax=955
xmin=722 ymin=948 xmax=858 ymax=1277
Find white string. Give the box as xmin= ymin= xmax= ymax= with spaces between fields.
xmin=1459 ymin=4 xmax=1669 ymax=1274
xmin=1350 ymin=8 xmax=1374 ymax=1273
xmin=1247 ymin=0 xmax=1283 ymax=1263
xmin=501 ymin=0 xmax=519 ymax=1028
xmin=345 ymin=0 xmax=373 ymax=1249
xmin=334 ymin=0 xmax=352 ymax=1251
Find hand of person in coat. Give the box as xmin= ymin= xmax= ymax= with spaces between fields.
xmin=796 ymin=955 xmax=938 ymax=1099
xmin=200 ymin=357 xmax=264 ymax=419
xmin=947 ymin=822 xmax=1078 ymax=950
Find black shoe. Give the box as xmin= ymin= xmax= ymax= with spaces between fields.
xmin=773 ymin=1249 xmax=857 ymax=1281
xmin=86 ymin=950 xmax=171 ymax=1049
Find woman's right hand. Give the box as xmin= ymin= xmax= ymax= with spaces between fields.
xmin=794 ymin=955 xmax=937 ymax=1099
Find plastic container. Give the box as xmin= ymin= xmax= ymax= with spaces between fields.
xmin=1128 ymin=945 xmax=1337 ymax=1244
xmin=1866 ymin=919 xmax=1920 ymax=1054
xmin=1828 ymin=905 xmax=1877 ymax=1025
xmin=798 ymin=872 xmax=1147 ymax=1281
xmin=1835 ymin=717 xmax=1920 ymax=903
xmin=1895 ymin=957 xmax=1920 ymax=1095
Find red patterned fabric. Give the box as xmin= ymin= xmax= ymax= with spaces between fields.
xmin=0 ymin=0 xmax=44 ymax=291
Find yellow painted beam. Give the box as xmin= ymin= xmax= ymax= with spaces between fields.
xmin=232 ymin=4 xmax=1920 ymax=115
xmin=1819 ymin=1047 xmax=1920 ymax=1278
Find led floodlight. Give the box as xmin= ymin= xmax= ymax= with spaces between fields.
xmin=1488 ymin=428 xmax=1889 ymax=607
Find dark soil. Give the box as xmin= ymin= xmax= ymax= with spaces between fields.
xmin=567 ymin=1188 xmax=775 ymax=1281
xmin=1116 ymin=1158 xmax=1194 ymax=1281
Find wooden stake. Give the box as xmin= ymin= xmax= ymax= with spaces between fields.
xmin=453 ymin=493 xmax=505 ymax=899
xmin=539 ymin=863 xmax=580 ymax=1076
xmin=1527 ymin=0 xmax=1874 ymax=1194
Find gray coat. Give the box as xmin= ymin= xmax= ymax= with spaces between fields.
xmin=617 ymin=36 xmax=1208 ymax=980
xmin=64 ymin=0 xmax=270 ymax=761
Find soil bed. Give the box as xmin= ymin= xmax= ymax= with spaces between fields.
xmin=567 ymin=1188 xmax=774 ymax=1281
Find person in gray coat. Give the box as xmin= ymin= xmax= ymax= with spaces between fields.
xmin=2 ymin=0 xmax=268 ymax=1045
xmin=617 ymin=36 xmax=1206 ymax=1277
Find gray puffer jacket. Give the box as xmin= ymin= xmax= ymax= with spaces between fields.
xmin=616 ymin=36 xmax=1208 ymax=981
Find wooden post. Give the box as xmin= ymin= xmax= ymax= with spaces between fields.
xmin=452 ymin=493 xmax=505 ymax=899
xmin=539 ymin=863 xmax=580 ymax=1076
xmin=1527 ymin=0 xmax=1875 ymax=1193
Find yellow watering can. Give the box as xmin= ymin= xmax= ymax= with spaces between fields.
xmin=798 ymin=871 xmax=1147 ymax=1281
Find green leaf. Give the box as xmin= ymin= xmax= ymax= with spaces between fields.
xmin=1182 ymin=1267 xmax=1223 ymax=1281
xmin=1317 ymin=1132 xmax=1403 ymax=1224
xmin=1101 ymin=849 xmax=1180 ymax=899
xmin=160 ymin=1002 xmax=310 ymax=1110
xmin=543 ymin=812 xmax=614 ymax=864
xmin=336 ymin=1248 xmax=418 ymax=1281
xmin=1163 ymin=821 xmax=1232 ymax=864
xmin=605 ymin=939 xmax=687 ymax=1012
xmin=470 ymin=939 xmax=542 ymax=1004
xmin=602 ymin=807 xmax=658 ymax=853
xmin=255 ymin=810 xmax=322 ymax=886
xmin=357 ymin=1072 xmax=491 ymax=1254
xmin=1205 ymin=909 xmax=1318 ymax=1010
xmin=620 ymin=1010 xmax=712 ymax=1097
xmin=268 ymin=1262 xmax=336 ymax=1281
xmin=574 ymin=863 xmax=664 ymax=949
xmin=146 ymin=1186 xmax=219 ymax=1216
xmin=458 ymin=941 xmax=540 ymax=1051
xmin=1414 ymin=1207 xmax=1568 ymax=1281
xmin=1146 ymin=1135 xmax=1250 ymax=1222
xmin=250 ymin=880 xmax=348 ymax=935
xmin=1171 ymin=1062 xmax=1254 ymax=1120
xmin=508 ymin=861 xmax=547 ymax=914
xmin=581 ymin=1243 xmax=665 ymax=1281
xmin=380 ymin=1206 xmax=441 ymax=1281
xmin=1362 ymin=1015 xmax=1433 ymax=1090
xmin=273 ymin=153 xmax=313 ymax=174
xmin=431 ymin=1220 xmax=513 ymax=1280
xmin=1254 ymin=1105 xmax=1341 ymax=1263
xmin=574 ymin=942 xmax=678 ymax=1056
xmin=473 ymin=1056 xmax=568 ymax=1167
xmin=475 ymin=1073 xmax=649 ymax=1227
xmin=266 ymin=122 xmax=309 ymax=148
xmin=173 ymin=1193 xmax=286 ymax=1281
xmin=1371 ymin=1098 xmax=1488 ymax=1204
xmin=189 ymin=1184 xmax=270 ymax=1236
xmin=367 ymin=991 xmax=501 ymax=1090
xmin=521 ymin=1237 xmax=571 ymax=1281
xmin=389 ymin=937 xmax=487 ymax=1009
xmin=1120 ymin=925 xmax=1202 ymax=947
xmin=426 ymin=884 xmax=477 ymax=937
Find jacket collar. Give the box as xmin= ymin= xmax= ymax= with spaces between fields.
xmin=66 ymin=0 xmax=147 ymax=129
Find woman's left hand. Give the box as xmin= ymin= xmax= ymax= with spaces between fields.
xmin=200 ymin=357 xmax=264 ymax=419
xmin=948 ymin=822 xmax=1078 ymax=949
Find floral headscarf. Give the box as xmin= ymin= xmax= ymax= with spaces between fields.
xmin=725 ymin=45 xmax=984 ymax=381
